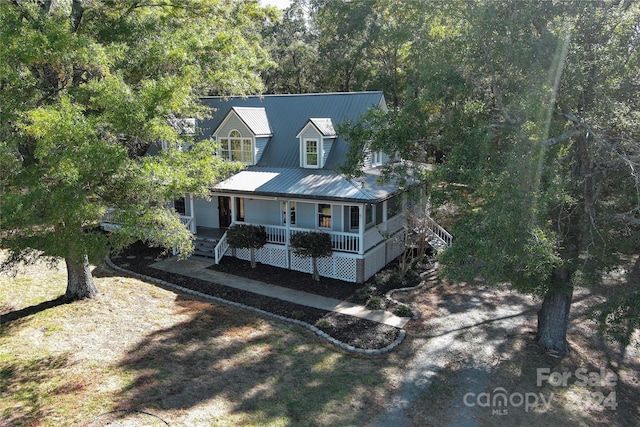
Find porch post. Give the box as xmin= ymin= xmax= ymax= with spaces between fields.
xmin=382 ymin=200 xmax=388 ymax=232
xmin=358 ymin=204 xmax=365 ymax=255
xmin=230 ymin=196 xmax=236 ymax=226
xmin=285 ymin=200 xmax=291 ymax=268
xmin=189 ymin=194 xmax=196 ymax=233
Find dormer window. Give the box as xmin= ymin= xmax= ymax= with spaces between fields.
xmin=297 ymin=118 xmax=336 ymax=169
xmin=304 ymin=138 xmax=319 ymax=168
xmin=219 ymin=129 xmax=254 ymax=164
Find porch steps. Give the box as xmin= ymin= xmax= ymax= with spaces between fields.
xmin=193 ymin=238 xmax=219 ymax=259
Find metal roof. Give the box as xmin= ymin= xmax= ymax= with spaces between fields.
xmin=213 ymin=166 xmax=400 ymax=203
xmin=200 ymin=92 xmax=403 ymax=203
xmin=200 ymin=91 xmax=386 ymax=169
xmin=308 ymin=118 xmax=336 ymax=137
xmin=231 ymin=107 xmax=272 ymax=137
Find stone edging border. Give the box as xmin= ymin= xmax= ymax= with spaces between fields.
xmin=105 ymin=257 xmax=406 ymax=356
xmin=385 ymin=263 xmax=440 ymax=320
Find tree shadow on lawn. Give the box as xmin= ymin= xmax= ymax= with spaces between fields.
xmin=0 ymin=296 xmax=70 ymax=326
xmin=0 ymin=353 xmax=74 ymax=426
xmin=401 ymin=280 xmax=639 ymax=427
xmin=113 ymin=295 xmax=391 ymax=426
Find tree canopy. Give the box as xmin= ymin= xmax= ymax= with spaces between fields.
xmin=0 ymin=0 xmax=271 ymax=299
xmin=338 ymin=0 xmax=640 ymax=355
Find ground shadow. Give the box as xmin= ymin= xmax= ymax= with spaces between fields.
xmin=111 ymin=295 xmax=390 ymax=426
xmin=0 ymin=296 xmax=70 ymax=325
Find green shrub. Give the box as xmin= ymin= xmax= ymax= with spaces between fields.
xmin=355 ymin=285 xmax=376 ymax=303
xmin=366 ymin=296 xmax=385 ymax=310
xmin=393 ymin=304 xmax=413 ymax=318
xmin=315 ymin=319 xmax=331 ymax=329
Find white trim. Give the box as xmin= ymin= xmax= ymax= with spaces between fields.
xmin=302 ymin=137 xmax=321 ymax=168
xmin=218 ymin=129 xmax=255 ymax=165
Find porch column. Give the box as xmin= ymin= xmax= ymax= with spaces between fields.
xmin=285 ymin=200 xmax=291 ymax=268
xmin=358 ymin=204 xmax=365 ymax=255
xmin=382 ymin=200 xmax=388 ymax=232
xmin=189 ymin=194 xmax=196 ymax=233
xmin=230 ymin=196 xmax=236 ymax=226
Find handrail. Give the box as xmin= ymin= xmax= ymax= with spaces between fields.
xmin=423 ymin=216 xmax=453 ymax=248
xmin=214 ymin=231 xmax=229 ymax=264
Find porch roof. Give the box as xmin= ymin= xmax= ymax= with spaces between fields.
xmin=212 ymin=166 xmax=400 ymax=203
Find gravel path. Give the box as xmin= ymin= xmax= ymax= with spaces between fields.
xmin=367 ymin=282 xmax=538 ymax=427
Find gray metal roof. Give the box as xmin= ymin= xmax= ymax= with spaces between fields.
xmin=213 ymin=167 xmax=399 ymax=203
xmin=200 ymin=91 xmax=386 ymax=169
xmin=200 ymin=92 xmax=404 ymax=203
xmin=231 ymin=107 xmax=272 ymax=137
xmin=308 ymin=118 xmax=336 ymax=137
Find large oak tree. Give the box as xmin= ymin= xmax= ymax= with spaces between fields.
xmin=0 ymin=0 xmax=270 ymax=300
xmin=342 ymin=0 xmax=640 ymax=356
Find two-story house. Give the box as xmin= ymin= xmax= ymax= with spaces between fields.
xmin=168 ymin=91 xmax=450 ymax=283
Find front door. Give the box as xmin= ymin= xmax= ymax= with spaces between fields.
xmin=218 ymin=196 xmax=232 ymax=228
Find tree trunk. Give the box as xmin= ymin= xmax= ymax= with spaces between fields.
xmin=311 ymin=257 xmax=320 ymax=281
xmin=65 ymin=254 xmax=97 ymax=300
xmin=536 ymin=287 xmax=573 ymax=357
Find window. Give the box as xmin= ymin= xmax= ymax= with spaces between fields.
xmin=282 ymin=201 xmax=296 ymax=225
xmin=318 ymin=204 xmax=331 ymax=228
xmin=366 ymin=205 xmax=373 ymax=224
xmin=235 ymin=197 xmax=245 ymax=222
xmin=350 ymin=206 xmax=359 ymax=229
xmin=220 ymin=130 xmax=253 ymax=164
xmin=304 ymin=139 xmax=319 ymax=167
xmin=387 ymin=195 xmax=400 ymax=218
xmin=174 ymin=197 xmax=186 ymax=215
xmin=371 ymin=151 xmax=383 ymax=166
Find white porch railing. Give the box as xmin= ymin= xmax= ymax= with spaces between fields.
xmin=214 ymin=231 xmax=229 ymax=264
xmin=245 ymin=223 xmax=361 ymax=253
xmin=179 ymin=215 xmax=196 ymax=233
xmin=422 ymin=216 xmax=453 ymax=248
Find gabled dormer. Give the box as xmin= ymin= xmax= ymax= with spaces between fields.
xmin=213 ymin=107 xmax=272 ymax=165
xmin=296 ymin=118 xmax=337 ymax=169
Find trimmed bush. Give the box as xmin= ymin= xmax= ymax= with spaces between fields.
xmin=289 ymin=231 xmax=333 ymax=281
xmin=226 ymin=224 xmax=267 ymax=268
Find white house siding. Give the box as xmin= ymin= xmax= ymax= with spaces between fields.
xmin=244 ymin=199 xmax=280 ymax=225
xmin=364 ymin=243 xmax=387 ymax=282
xmin=215 ymin=115 xmax=251 ymax=138
xmin=322 ymin=139 xmax=333 ymax=167
xmin=296 ymin=202 xmax=316 ymax=229
xmin=193 ymin=197 xmax=219 ymax=228
xmin=331 ymin=205 xmax=342 ymax=232
xmin=255 ymin=137 xmax=269 ymax=163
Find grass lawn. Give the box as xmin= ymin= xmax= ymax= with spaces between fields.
xmin=0 ymin=259 xmax=399 ymax=426
xmin=1 ymin=254 xmax=638 ymax=426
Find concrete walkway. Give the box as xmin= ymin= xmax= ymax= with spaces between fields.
xmin=150 ymin=257 xmax=410 ymax=328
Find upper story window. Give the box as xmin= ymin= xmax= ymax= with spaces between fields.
xmin=304 ymin=139 xmax=319 ymax=168
xmin=219 ymin=130 xmax=254 ymax=164
xmin=298 ymin=119 xmax=335 ymax=169
xmin=371 ymin=151 xmax=383 ymax=167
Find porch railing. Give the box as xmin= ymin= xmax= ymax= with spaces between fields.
xmin=246 ymin=223 xmax=361 ymax=253
xmin=422 ymin=216 xmax=453 ymax=248
xmin=214 ymin=231 xmax=229 ymax=264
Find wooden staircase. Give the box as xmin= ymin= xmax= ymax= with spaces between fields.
xmin=193 ymin=237 xmax=219 ymax=258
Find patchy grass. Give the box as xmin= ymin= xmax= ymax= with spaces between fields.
xmin=0 ymin=257 xmax=398 ymax=426
xmin=1 ymin=253 xmax=638 ymax=426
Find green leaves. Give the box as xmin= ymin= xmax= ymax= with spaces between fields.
xmin=0 ymin=0 xmax=271 ymax=272
xmin=289 ymin=231 xmax=332 ymax=260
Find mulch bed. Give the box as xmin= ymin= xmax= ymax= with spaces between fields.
xmin=110 ymin=242 xmax=409 ymax=351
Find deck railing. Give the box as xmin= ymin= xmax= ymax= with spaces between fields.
xmin=214 ymin=231 xmax=229 ymax=264
xmin=423 ymin=216 xmax=453 ymax=248
xmin=245 ymin=223 xmax=361 ymax=253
